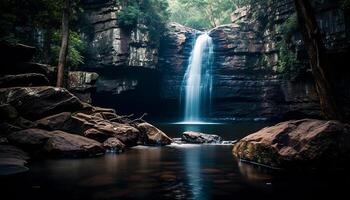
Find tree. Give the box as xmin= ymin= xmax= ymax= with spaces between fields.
xmin=169 ymin=0 xmax=244 ymax=29
xmin=293 ymin=0 xmax=343 ymax=120
xmin=56 ymin=0 xmax=70 ymax=87
xmin=117 ymin=0 xmax=169 ymax=39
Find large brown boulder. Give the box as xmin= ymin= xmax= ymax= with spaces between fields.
xmin=103 ymin=137 xmax=125 ymax=152
xmin=232 ymin=119 xmax=350 ymax=168
xmin=0 ymin=87 xmax=84 ymax=120
xmin=71 ymin=113 xmax=140 ymax=146
xmin=137 ymin=123 xmax=172 ymax=145
xmin=36 ymin=112 xmax=140 ymax=146
xmin=7 ymin=128 xmax=104 ymax=157
xmin=0 ymin=73 xmax=49 ymax=88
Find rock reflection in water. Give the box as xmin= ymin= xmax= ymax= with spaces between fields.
xmin=237 ymin=160 xmax=274 ymax=182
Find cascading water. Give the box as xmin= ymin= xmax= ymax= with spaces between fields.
xmin=182 ymin=33 xmax=214 ymax=123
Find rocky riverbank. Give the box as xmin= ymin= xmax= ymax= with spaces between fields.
xmin=232 ymin=119 xmax=350 ymax=169
xmin=0 ymin=43 xmax=172 ymax=175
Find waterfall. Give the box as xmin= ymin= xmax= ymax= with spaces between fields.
xmin=182 ymin=33 xmax=214 ymax=123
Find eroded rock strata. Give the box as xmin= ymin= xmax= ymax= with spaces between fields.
xmin=79 ymin=0 xmax=349 ymax=120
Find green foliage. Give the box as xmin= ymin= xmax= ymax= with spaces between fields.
xmin=169 ymin=0 xmax=240 ymax=29
xmin=341 ymin=0 xmax=350 ymax=8
xmin=276 ymin=13 xmax=298 ymax=37
xmin=51 ymin=31 xmax=86 ymax=68
xmin=117 ymin=2 xmax=141 ymax=28
xmin=117 ymin=0 xmax=169 ymax=39
xmin=0 ymin=0 xmax=62 ymax=43
xmin=0 ymin=0 xmax=86 ymax=68
xmin=276 ymin=14 xmax=299 ymax=74
xmin=277 ymin=42 xmax=298 ymax=74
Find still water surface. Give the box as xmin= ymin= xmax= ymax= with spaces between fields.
xmin=1 ymin=123 xmax=349 ymax=200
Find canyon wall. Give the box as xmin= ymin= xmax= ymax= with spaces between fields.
xmin=80 ymin=0 xmax=161 ymax=115
xmin=81 ymin=0 xmax=350 ymax=120
xmin=158 ymin=0 xmax=350 ymax=120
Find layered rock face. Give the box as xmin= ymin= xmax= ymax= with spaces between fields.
xmin=158 ymin=23 xmax=198 ymax=102
xmin=82 ymin=0 xmax=158 ymax=69
xmin=208 ymin=0 xmax=322 ymax=119
xmin=80 ymin=0 xmax=162 ymax=115
xmin=158 ymin=0 xmax=350 ymax=120
xmin=80 ymin=0 xmax=349 ymax=120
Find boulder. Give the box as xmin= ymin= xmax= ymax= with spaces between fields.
xmin=68 ymin=71 xmax=99 ymax=103
xmin=0 ymin=87 xmax=84 ymax=120
xmin=7 ymin=128 xmax=104 ymax=158
xmin=0 ymin=73 xmax=49 ymax=88
xmin=0 ymin=145 xmax=30 ymax=175
xmin=0 ymin=123 xmax=22 ymax=136
xmin=103 ymin=137 xmax=125 ymax=152
xmin=36 ymin=112 xmax=140 ymax=146
xmin=3 ymin=62 xmax=56 ymax=83
xmin=0 ymin=42 xmax=35 ymax=64
xmin=181 ymin=131 xmax=223 ymax=144
xmin=36 ymin=112 xmax=72 ymax=130
xmin=137 ymin=123 xmax=172 ymax=145
xmin=84 ymin=128 xmax=111 ymax=142
xmin=10 ymin=117 xmax=36 ymax=129
xmin=44 ymin=130 xmax=104 ymax=157
xmin=68 ymin=71 xmax=99 ymax=89
xmin=232 ymin=119 xmax=350 ymax=168
xmin=0 ymin=104 xmax=18 ymax=120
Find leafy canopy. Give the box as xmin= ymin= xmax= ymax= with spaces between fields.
xmin=168 ymin=0 xmax=249 ymax=29
xmin=117 ymin=0 xmax=170 ymax=39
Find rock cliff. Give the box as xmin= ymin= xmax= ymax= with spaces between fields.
xmin=80 ymin=0 xmax=350 ymax=121
xmin=158 ymin=0 xmax=350 ymax=120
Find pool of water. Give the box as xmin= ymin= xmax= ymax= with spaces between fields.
xmin=1 ymin=123 xmax=349 ymax=200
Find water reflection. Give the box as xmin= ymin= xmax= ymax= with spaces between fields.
xmin=2 ymin=123 xmax=348 ymax=200
xmin=184 ymin=146 xmax=204 ymax=200
xmin=237 ymin=160 xmax=274 ymax=182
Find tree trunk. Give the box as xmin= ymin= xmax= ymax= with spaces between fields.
xmin=56 ymin=0 xmax=70 ymax=88
xmin=293 ymin=0 xmax=343 ymax=120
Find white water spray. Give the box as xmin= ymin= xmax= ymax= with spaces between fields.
xmin=182 ymin=33 xmax=214 ymax=123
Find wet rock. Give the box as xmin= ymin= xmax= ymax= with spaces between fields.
xmin=44 ymin=130 xmax=104 ymax=157
xmin=0 ymin=145 xmax=30 ymax=175
xmin=71 ymin=113 xmax=140 ymax=146
xmin=7 ymin=128 xmax=104 ymax=157
xmin=37 ymin=112 xmax=140 ymax=146
xmin=137 ymin=123 xmax=172 ymax=146
xmin=0 ymin=73 xmax=49 ymax=88
xmin=233 ymin=119 xmax=350 ymax=168
xmin=181 ymin=131 xmax=223 ymax=144
xmin=0 ymin=87 xmax=84 ymax=120
xmin=103 ymin=137 xmax=125 ymax=153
